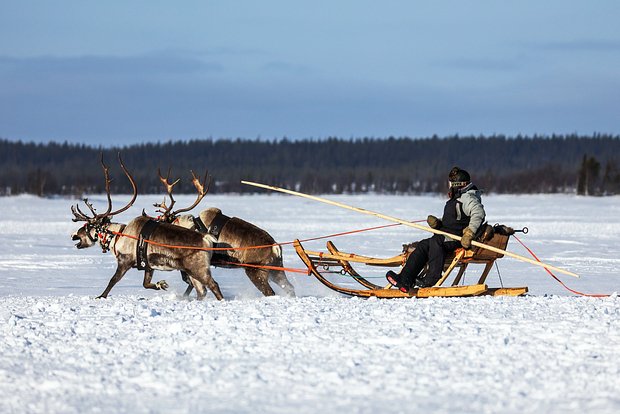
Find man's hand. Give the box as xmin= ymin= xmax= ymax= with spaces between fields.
xmin=461 ymin=227 xmax=475 ymax=249
xmin=427 ymin=215 xmax=442 ymax=229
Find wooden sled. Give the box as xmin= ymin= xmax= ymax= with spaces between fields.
xmin=293 ymin=230 xmax=528 ymax=298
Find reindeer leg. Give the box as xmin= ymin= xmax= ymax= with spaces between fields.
xmin=245 ymin=268 xmax=276 ymax=297
xmin=97 ymin=260 xmax=132 ymax=299
xmin=180 ymin=270 xmax=194 ymax=297
xmin=191 ymin=267 xmax=224 ymax=301
xmin=266 ymin=255 xmax=295 ymax=296
xmin=183 ymin=275 xmax=206 ymax=299
xmin=186 ymin=276 xmax=204 ymax=299
xmin=189 ymin=275 xmax=206 ymax=300
xmin=142 ymin=268 xmax=168 ymax=291
xmin=268 ymin=269 xmax=296 ymax=297
xmin=183 ymin=284 xmax=194 ymax=297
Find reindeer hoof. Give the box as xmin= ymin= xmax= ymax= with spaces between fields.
xmin=156 ymin=280 xmax=169 ymax=290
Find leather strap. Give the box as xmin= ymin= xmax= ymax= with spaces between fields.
xmin=136 ymin=219 xmax=160 ymax=270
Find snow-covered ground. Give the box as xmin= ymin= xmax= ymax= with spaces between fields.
xmin=1 ymin=193 xmax=619 ymax=413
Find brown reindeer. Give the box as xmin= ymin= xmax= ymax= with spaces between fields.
xmin=70 ymin=155 xmax=223 ymax=300
xmin=151 ymin=170 xmax=295 ymax=297
xmin=174 ymin=208 xmax=296 ymax=297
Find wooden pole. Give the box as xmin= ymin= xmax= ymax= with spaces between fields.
xmin=241 ymin=180 xmax=579 ymax=278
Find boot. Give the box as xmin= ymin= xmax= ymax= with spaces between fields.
xmin=413 ymin=277 xmax=435 ymax=288
xmin=386 ymin=271 xmax=409 ymax=293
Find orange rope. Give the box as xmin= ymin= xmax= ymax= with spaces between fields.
xmin=513 ymin=235 xmax=610 ymax=297
xmin=107 ymin=221 xmax=420 ymax=274
xmin=214 ymin=260 xmax=309 ymax=274
xmin=109 ymin=221 xmax=416 ymax=252
xmin=286 ymin=222 xmax=408 ymax=246
xmin=108 ymin=230 xmax=259 ymax=251
xmin=107 ymin=222 xmax=615 ymax=293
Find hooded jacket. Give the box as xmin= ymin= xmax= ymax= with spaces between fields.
xmin=440 ymin=183 xmax=485 ymax=237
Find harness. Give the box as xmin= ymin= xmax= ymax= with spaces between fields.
xmin=192 ymin=216 xmax=209 ymax=233
xmin=136 ymin=219 xmax=160 ymax=271
xmin=89 ymin=219 xmax=114 ymax=253
xmin=204 ymin=211 xmax=231 ymax=240
xmin=196 ymin=211 xmax=232 ymax=264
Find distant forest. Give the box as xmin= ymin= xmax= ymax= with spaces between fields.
xmin=1 ymin=134 xmax=619 ymax=196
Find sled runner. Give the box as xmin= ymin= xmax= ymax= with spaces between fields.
xmin=293 ymin=227 xmax=528 ymax=298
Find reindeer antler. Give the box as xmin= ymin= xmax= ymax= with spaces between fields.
xmin=108 ymin=153 xmax=138 ymax=216
xmin=154 ymin=167 xmax=181 ymax=221
xmin=71 ymin=203 xmax=92 ymax=222
xmin=97 ymin=153 xmax=113 ymax=218
xmin=152 ymin=167 xmax=211 ymax=223
xmin=171 ymin=169 xmax=211 ymax=216
xmin=70 ymin=152 xmax=138 ymax=223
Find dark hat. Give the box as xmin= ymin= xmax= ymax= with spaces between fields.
xmin=448 ymin=167 xmax=471 ymax=186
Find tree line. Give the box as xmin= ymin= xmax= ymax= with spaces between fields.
xmin=1 ymin=134 xmax=619 ymax=196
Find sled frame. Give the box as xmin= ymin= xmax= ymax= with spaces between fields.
xmin=293 ymin=232 xmax=528 ymax=298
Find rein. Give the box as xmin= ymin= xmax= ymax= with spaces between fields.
xmin=108 ymin=221 xmax=408 ymax=252
xmin=99 ymin=220 xmax=611 ymax=296
xmin=213 ymin=260 xmax=309 ymax=274
xmin=513 ymin=235 xmax=610 ymax=298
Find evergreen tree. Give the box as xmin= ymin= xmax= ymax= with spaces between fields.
xmin=1 ymin=135 xmax=619 ymax=196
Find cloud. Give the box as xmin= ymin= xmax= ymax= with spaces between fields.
xmin=0 ymin=47 xmax=618 ymax=145
xmin=260 ymin=60 xmax=314 ymax=75
xmin=535 ymin=39 xmax=620 ymax=52
xmin=432 ymin=57 xmax=520 ymax=72
xmin=0 ymin=52 xmax=223 ymax=77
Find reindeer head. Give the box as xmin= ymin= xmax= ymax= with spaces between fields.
xmin=173 ymin=214 xmax=197 ymax=230
xmin=153 ymin=168 xmax=211 ymax=223
xmin=71 ymin=153 xmax=137 ymax=251
xmin=72 ymin=216 xmax=113 ymax=249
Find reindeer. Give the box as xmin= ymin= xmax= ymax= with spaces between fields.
xmin=70 ymin=155 xmax=223 ymax=300
xmin=153 ymin=171 xmax=296 ymax=298
xmin=175 ymin=208 xmax=296 ymax=297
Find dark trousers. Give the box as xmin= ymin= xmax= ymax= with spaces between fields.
xmin=399 ymin=234 xmax=460 ymax=288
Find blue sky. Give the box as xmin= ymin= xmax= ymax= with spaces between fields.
xmin=1 ymin=1 xmax=619 ymax=146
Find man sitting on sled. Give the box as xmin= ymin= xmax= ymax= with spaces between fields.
xmin=386 ymin=167 xmax=486 ymax=292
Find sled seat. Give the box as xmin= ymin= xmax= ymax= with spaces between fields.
xmin=434 ymin=232 xmax=510 ymax=287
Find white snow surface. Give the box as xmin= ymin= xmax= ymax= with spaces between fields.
xmin=1 ymin=194 xmax=619 ymax=413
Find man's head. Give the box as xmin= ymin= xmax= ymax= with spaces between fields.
xmin=448 ymin=167 xmax=470 ymax=188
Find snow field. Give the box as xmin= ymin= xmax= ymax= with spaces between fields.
xmin=1 ymin=194 xmax=619 ymax=413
